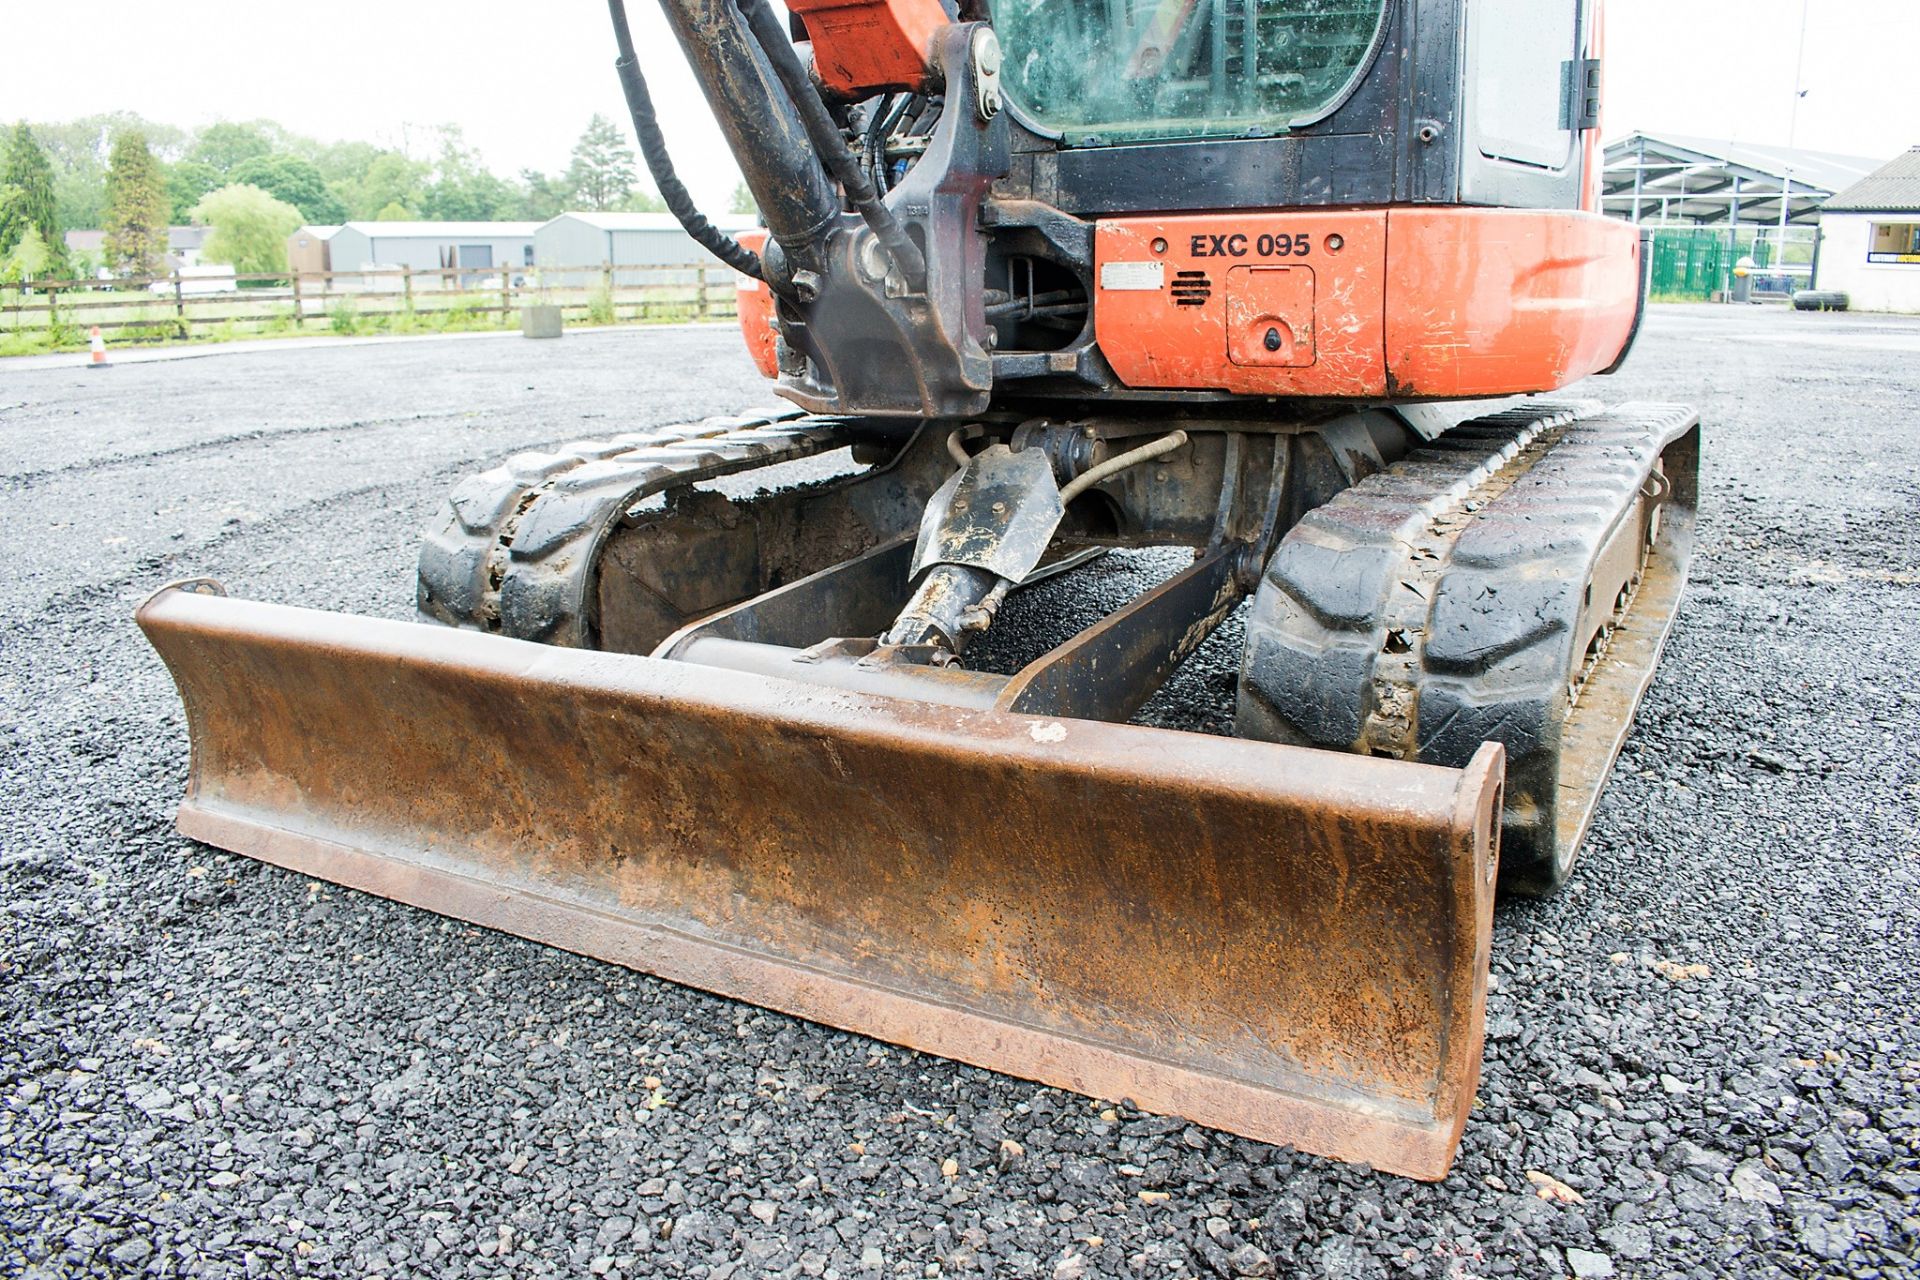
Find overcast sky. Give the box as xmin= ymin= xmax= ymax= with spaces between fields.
xmin=1 ymin=0 xmax=1911 ymax=211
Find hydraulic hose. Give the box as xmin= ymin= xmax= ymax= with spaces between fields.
xmin=607 ymin=0 xmax=764 ymax=280
xmin=1059 ymin=431 xmax=1189 ymax=503
xmin=736 ymin=0 xmax=929 ymax=291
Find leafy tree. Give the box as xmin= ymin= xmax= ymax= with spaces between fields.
xmin=1 ymin=225 xmax=53 ymax=284
xmin=28 ymin=113 xmax=183 ymax=230
xmin=1 ymin=123 xmax=71 ymax=277
xmin=340 ymin=151 xmax=426 ymax=220
xmin=103 ymin=131 xmax=170 ymax=278
xmin=191 ymin=184 xmax=301 ymax=275
xmin=513 ymin=169 xmax=572 ymax=221
xmin=566 ymin=115 xmax=636 ymax=212
xmin=373 ymin=200 xmax=412 ymax=221
xmin=229 ymin=155 xmax=347 ymax=224
xmin=309 ymin=139 xmax=382 ymax=185
xmin=728 ymin=180 xmax=757 ymax=216
xmin=423 ymin=168 xmax=515 ymax=221
xmin=165 ymin=159 xmax=221 ymax=223
xmin=188 ymin=121 xmax=276 ymax=175
xmin=621 ymin=187 xmax=665 ymax=214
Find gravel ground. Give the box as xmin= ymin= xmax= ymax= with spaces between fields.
xmin=2 ymin=307 xmax=1916 ymax=1280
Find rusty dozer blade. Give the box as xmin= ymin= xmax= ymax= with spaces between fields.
xmin=138 ymin=582 xmax=1504 ymax=1180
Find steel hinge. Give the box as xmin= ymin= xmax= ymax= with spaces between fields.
xmin=1561 ymin=58 xmax=1602 ymax=131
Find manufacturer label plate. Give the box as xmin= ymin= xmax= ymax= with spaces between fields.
xmin=1100 ymin=261 xmax=1165 ymax=291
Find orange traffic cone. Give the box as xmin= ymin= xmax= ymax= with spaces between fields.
xmin=86 ymin=326 xmax=109 ymax=370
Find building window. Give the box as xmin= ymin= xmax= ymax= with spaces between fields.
xmin=1868 ymin=222 xmax=1920 ymax=264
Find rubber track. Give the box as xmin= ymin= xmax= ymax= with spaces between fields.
xmin=417 ymin=408 xmax=855 ymax=645
xmin=1238 ymin=399 xmax=1700 ymax=889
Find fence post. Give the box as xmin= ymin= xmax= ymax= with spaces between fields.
xmin=291 ymin=271 xmax=304 ymax=328
xmin=602 ymin=261 xmax=614 ymax=324
xmin=501 ymin=265 xmax=511 ymax=321
xmin=403 ymin=266 xmax=414 ymax=315
xmin=173 ymin=271 xmax=185 ymax=336
xmin=696 ymin=266 xmax=710 ymax=321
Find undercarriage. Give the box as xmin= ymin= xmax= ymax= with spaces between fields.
xmin=141 ymin=397 xmax=1696 ymax=1179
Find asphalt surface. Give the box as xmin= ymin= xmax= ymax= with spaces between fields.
xmin=2 ymin=306 xmax=1916 ymax=1279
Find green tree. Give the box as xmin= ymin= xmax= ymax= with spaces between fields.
xmin=1 ymin=225 xmax=53 ymax=284
xmin=423 ymin=169 xmax=515 ymax=221
xmin=565 ymin=115 xmax=636 ymax=212
xmin=373 ymin=200 xmax=412 ymax=221
xmin=29 ymin=113 xmax=182 ymax=230
xmin=728 ymin=180 xmax=757 ymax=216
xmin=340 ymin=151 xmax=426 ymax=220
xmin=165 ymin=159 xmax=221 ymax=223
xmin=191 ymin=183 xmax=300 ymax=275
xmin=1 ymin=123 xmax=71 ymax=277
xmin=512 ymin=169 xmax=572 ymax=221
xmin=103 ymin=130 xmax=170 ymax=278
xmin=188 ymin=121 xmax=276 ymax=175
xmin=229 ymin=155 xmax=347 ymax=224
xmin=309 ymin=139 xmax=382 ymax=185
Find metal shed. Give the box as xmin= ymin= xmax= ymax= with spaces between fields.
xmin=325 ymin=221 xmax=541 ymax=278
xmin=532 ymin=212 xmax=761 ymax=286
xmin=287 ymin=225 xmax=339 ymax=276
xmin=1603 ymin=133 xmax=1884 ymax=227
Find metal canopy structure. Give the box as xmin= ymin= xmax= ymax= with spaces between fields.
xmin=1603 ymin=133 xmax=1887 ymax=226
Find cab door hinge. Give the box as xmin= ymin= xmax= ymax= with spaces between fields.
xmin=1561 ymin=58 xmax=1602 ymax=131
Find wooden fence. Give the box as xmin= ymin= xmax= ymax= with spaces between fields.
xmin=0 ymin=262 xmax=742 ymax=341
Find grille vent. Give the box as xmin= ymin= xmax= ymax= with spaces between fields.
xmin=1171 ymin=270 xmax=1211 ymax=307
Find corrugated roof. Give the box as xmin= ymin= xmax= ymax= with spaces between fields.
xmin=296 ymin=225 xmax=343 ymax=240
xmin=551 ymin=211 xmax=760 ymax=233
xmin=1641 ymin=133 xmax=1886 ymax=198
xmin=1602 ymin=132 xmax=1893 ymax=226
xmin=1825 ymin=146 xmax=1920 ymax=214
xmin=345 ymin=221 xmax=542 ymax=237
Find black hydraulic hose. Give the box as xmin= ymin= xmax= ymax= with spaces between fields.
xmin=735 ymin=0 xmax=929 ymax=291
xmin=866 ymin=93 xmax=915 ymax=194
xmin=607 ymin=0 xmax=765 ymax=281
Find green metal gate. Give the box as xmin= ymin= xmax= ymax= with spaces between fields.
xmin=1649 ymin=229 xmax=1728 ymax=300
xmin=1646 ymin=227 xmax=1808 ymax=301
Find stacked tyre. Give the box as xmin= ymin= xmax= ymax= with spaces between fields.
xmin=1793 ymin=290 xmax=1850 ymax=311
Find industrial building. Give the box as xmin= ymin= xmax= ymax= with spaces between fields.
xmin=1602 ymin=133 xmax=1883 ymax=228
xmin=1601 ymin=134 xmax=1890 ymax=299
xmin=531 ymin=211 xmax=761 ymax=284
xmin=320 ymin=221 xmax=542 ymax=276
xmin=1814 ymin=146 xmax=1920 ymax=313
xmin=288 ymin=213 xmax=760 ymax=285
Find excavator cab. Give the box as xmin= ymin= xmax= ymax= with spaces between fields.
xmin=139 ymin=0 xmax=1698 ymax=1179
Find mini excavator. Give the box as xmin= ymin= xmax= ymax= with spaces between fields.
xmin=139 ymin=0 xmax=1697 ymax=1178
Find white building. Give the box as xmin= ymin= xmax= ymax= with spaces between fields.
xmin=323 ymin=221 xmax=541 ymax=277
xmin=1815 ymin=147 xmax=1920 ymax=314
xmin=531 ymin=211 xmax=761 ymax=286
xmin=64 ymin=226 xmax=209 ymax=273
